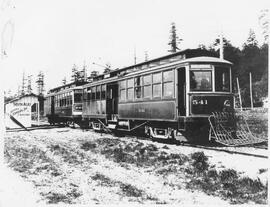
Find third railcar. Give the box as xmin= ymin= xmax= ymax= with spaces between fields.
xmin=44 ymin=82 xmax=86 ymax=125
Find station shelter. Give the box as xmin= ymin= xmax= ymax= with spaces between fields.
xmin=5 ymin=93 xmax=43 ymax=129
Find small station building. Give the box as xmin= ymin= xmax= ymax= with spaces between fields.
xmin=5 ymin=93 xmax=44 ymax=129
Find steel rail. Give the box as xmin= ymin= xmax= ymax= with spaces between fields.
xmin=5 ymin=125 xmax=267 ymax=159
xmin=5 ymin=125 xmax=65 ymax=132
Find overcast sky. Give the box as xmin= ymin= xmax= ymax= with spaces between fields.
xmin=1 ymin=0 xmax=269 ymax=94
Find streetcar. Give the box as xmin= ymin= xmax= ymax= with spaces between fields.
xmin=44 ymin=81 xmax=87 ymax=125
xmin=81 ymin=49 xmax=234 ymax=142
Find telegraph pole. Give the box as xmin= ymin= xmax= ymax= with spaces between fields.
xmin=21 ymin=71 xmax=26 ymax=95
xmin=236 ymin=77 xmax=242 ymax=111
xmin=36 ymin=71 xmax=44 ymax=96
xmin=83 ymin=60 xmax=87 ymax=82
xmin=134 ymin=46 xmax=137 ymax=64
xmin=144 ymin=51 xmax=149 ymax=61
xmin=27 ymin=75 xmax=32 ymax=94
xmin=250 ymin=72 xmax=253 ymax=109
xmin=219 ymin=32 xmax=224 ymax=59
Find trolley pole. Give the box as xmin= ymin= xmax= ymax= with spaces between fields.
xmin=236 ymin=77 xmax=242 ymax=111
xmin=219 ymin=32 xmax=224 ymax=59
xmin=249 ymin=72 xmax=253 ymax=109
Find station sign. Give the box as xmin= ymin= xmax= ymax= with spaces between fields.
xmin=5 ymin=102 xmax=32 ymax=129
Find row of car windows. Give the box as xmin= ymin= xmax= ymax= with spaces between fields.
xmin=45 ymin=92 xmax=83 ymax=107
xmin=120 ymin=70 xmax=174 ymax=101
xmin=55 ymin=92 xmax=73 ymax=107
xmin=190 ymin=67 xmax=230 ymax=92
xmin=83 ymin=70 xmax=175 ymax=101
xmin=83 ymin=85 xmax=106 ymax=100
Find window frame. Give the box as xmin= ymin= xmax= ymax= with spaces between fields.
xmin=189 ymin=69 xmax=213 ymax=92
xmin=91 ymin=86 xmax=96 ymax=100
xmin=101 ymin=84 xmax=106 ymax=100
xmin=134 ymin=76 xmax=143 ymax=100
xmin=96 ymin=85 xmax=101 ymax=100
xmin=152 ymin=72 xmax=162 ymax=99
xmin=119 ymin=80 xmax=126 ymax=101
xmin=74 ymin=91 xmax=83 ymax=103
xmin=214 ymin=66 xmax=231 ymax=92
xmin=126 ymin=78 xmax=134 ymax=101
xmin=143 ymin=74 xmax=152 ymax=99
xmin=162 ymin=69 xmax=174 ymax=98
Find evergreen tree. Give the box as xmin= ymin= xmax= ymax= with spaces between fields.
xmin=253 ymin=43 xmax=268 ymax=103
xmin=259 ymin=9 xmax=269 ymax=43
xmin=62 ymin=77 xmax=67 ymax=85
xmin=168 ymin=22 xmax=182 ymax=53
xmin=71 ymin=64 xmax=78 ymax=82
xmin=103 ymin=63 xmax=111 ymax=74
xmin=238 ymin=30 xmax=266 ymax=106
xmin=71 ymin=64 xmax=85 ymax=82
xmin=240 ymin=30 xmax=261 ymax=82
xmin=209 ymin=37 xmax=241 ymax=92
xmin=90 ymin=70 xmax=99 ymax=78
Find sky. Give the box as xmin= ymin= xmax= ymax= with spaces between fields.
xmin=0 ymin=0 xmax=269 ymax=94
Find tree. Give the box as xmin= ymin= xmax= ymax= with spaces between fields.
xmin=259 ymin=9 xmax=269 ymax=43
xmin=198 ymin=44 xmax=206 ymax=50
xmin=90 ymin=70 xmax=99 ymax=79
xmin=71 ymin=64 xmax=85 ymax=82
xmin=62 ymin=77 xmax=67 ymax=85
xmin=244 ymin=29 xmax=258 ymax=48
xmin=103 ymin=63 xmax=111 ymax=74
xmin=27 ymin=75 xmax=32 ymax=94
xmin=168 ymin=22 xmax=183 ymax=53
xmin=237 ymin=30 xmax=267 ymax=106
xmin=209 ymin=37 xmax=241 ymax=92
xmin=36 ymin=71 xmax=45 ymax=96
xmin=71 ymin=64 xmax=78 ymax=82
xmin=253 ymin=43 xmax=268 ymax=103
xmin=240 ymin=30 xmax=261 ymax=82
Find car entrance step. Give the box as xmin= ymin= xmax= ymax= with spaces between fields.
xmin=107 ymin=120 xmax=117 ymax=129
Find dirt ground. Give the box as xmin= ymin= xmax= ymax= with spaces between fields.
xmin=4 ymin=127 xmax=268 ymax=205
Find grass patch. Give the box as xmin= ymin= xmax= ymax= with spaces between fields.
xmin=86 ymin=138 xmax=189 ymax=169
xmin=186 ymin=166 xmax=268 ymax=204
xmin=91 ymin=173 xmax=115 ymax=187
xmin=80 ymin=142 xmax=97 ymax=151
xmin=44 ymin=192 xmax=71 ymax=204
xmin=6 ymin=144 xmax=57 ymax=174
xmin=120 ymin=183 xmax=143 ymax=197
xmin=42 ymin=189 xmax=82 ymax=204
xmin=236 ymin=109 xmax=268 ymax=140
xmin=49 ymin=144 xmax=82 ymax=165
xmin=190 ymin=151 xmax=209 ymax=174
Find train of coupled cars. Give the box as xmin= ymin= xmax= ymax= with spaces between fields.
xmin=44 ymin=49 xmax=234 ymax=142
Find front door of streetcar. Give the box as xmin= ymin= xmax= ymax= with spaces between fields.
xmin=178 ymin=68 xmax=186 ymax=116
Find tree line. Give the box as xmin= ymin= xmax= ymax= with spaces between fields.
xmin=168 ymin=21 xmax=268 ymax=107
xmin=207 ymin=30 xmax=268 ymax=107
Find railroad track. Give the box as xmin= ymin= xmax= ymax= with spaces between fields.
xmin=122 ymin=134 xmax=268 ymax=159
xmin=177 ymin=142 xmax=268 ymax=159
xmin=5 ymin=125 xmax=65 ymax=133
xmin=5 ymin=125 xmax=268 ymax=159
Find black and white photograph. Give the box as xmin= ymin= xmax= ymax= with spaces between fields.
xmin=0 ymin=0 xmax=269 ymax=206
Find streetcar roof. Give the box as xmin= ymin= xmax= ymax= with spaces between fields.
xmin=186 ymin=56 xmax=232 ymax=65
xmin=45 ymin=86 xmax=83 ymax=97
xmin=81 ymin=56 xmax=233 ymax=87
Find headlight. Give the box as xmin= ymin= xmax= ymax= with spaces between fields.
xmin=224 ymin=100 xmax=231 ymax=107
xmin=223 ymin=99 xmax=233 ymax=112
